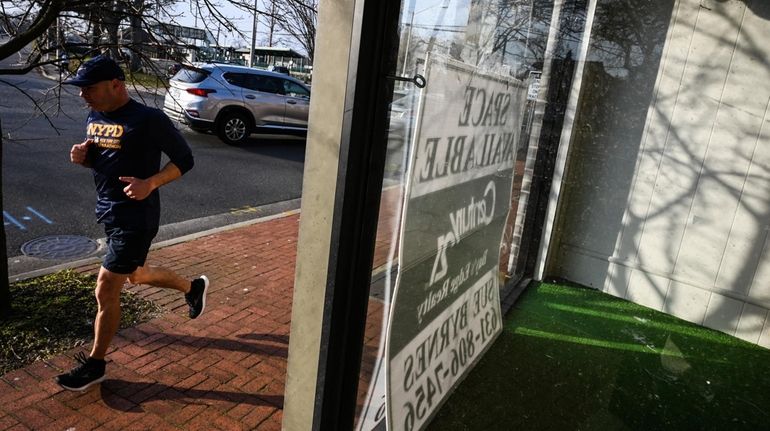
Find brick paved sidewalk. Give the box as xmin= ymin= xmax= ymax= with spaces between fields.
xmin=0 ymin=213 xmax=301 ymax=431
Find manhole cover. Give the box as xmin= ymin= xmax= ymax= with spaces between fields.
xmin=21 ymin=235 xmax=99 ymax=260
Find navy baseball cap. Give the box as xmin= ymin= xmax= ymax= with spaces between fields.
xmin=63 ymin=55 xmax=125 ymax=87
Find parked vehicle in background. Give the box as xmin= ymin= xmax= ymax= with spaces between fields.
xmin=163 ymin=63 xmax=311 ymax=145
xmin=59 ymin=52 xmax=69 ymax=72
xmin=167 ymin=63 xmax=181 ymax=77
xmin=267 ymin=65 xmax=291 ymax=76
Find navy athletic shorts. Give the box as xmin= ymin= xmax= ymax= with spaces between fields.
xmin=102 ymin=225 xmax=159 ymax=274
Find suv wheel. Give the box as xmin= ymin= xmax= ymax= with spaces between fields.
xmin=216 ymin=112 xmax=251 ymax=145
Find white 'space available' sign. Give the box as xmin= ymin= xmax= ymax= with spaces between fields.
xmin=385 ymin=56 xmax=525 ymax=431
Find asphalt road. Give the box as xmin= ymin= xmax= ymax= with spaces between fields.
xmin=0 ymin=66 xmax=305 ymax=267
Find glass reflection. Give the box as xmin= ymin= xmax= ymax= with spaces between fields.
xmin=355 ymin=0 xmax=564 ymax=429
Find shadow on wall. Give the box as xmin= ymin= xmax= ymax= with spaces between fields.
xmin=547 ymin=0 xmax=675 ymax=286
xmin=547 ymin=0 xmax=770 ymax=344
xmin=738 ymin=0 xmax=770 ymax=19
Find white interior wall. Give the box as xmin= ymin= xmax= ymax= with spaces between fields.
xmin=548 ymin=0 xmax=770 ymax=347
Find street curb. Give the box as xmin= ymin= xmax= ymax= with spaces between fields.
xmin=151 ymin=207 xmax=300 ymax=250
xmin=9 ymin=203 xmax=301 ymax=282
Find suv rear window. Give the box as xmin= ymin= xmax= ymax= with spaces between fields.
xmin=249 ymin=75 xmax=284 ymax=94
xmin=172 ymin=68 xmax=209 ymax=83
xmin=223 ymin=72 xmax=251 ymax=89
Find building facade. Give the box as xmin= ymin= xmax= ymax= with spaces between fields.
xmin=282 ymin=0 xmax=770 ymax=429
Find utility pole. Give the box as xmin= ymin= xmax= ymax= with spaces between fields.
xmin=401 ymin=8 xmax=414 ymax=75
xmin=249 ymin=0 xmax=259 ymax=67
xmin=55 ymin=16 xmax=60 ymax=64
xmin=268 ymin=0 xmax=275 ymax=46
xmin=401 ymin=0 xmax=417 ymax=75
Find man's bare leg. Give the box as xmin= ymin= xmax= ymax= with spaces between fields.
xmin=129 ymin=265 xmax=190 ymax=293
xmin=57 ymin=265 xmax=208 ymax=391
xmin=56 ymin=266 xmax=129 ymax=390
xmin=90 ymin=266 xmax=129 ymax=360
xmin=129 ymin=265 xmax=209 ymax=319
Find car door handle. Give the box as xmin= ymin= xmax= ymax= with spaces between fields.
xmin=245 ymin=94 xmax=256 ymax=99
xmin=287 ymin=100 xmax=297 ymax=104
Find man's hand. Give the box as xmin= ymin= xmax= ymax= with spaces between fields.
xmin=119 ymin=163 xmax=182 ymax=201
xmin=119 ymin=176 xmax=154 ymax=201
xmin=70 ymin=139 xmax=94 ymax=166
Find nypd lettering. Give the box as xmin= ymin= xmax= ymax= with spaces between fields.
xmin=87 ymin=122 xmax=124 ymax=149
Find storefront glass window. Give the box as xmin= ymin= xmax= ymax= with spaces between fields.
xmin=354 ymin=0 xmax=566 ymax=428
xmin=398 ymin=0 xmax=769 ymax=428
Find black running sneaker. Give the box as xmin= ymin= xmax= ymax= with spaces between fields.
xmin=55 ymin=352 xmax=106 ymax=391
xmin=186 ymin=275 xmax=209 ymax=319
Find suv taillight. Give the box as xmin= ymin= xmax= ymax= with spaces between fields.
xmin=186 ymin=88 xmax=216 ymax=97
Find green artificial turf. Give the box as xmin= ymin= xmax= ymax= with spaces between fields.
xmin=427 ymin=282 xmax=770 ymax=430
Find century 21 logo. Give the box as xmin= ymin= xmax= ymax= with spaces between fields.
xmin=429 ymin=180 xmax=496 ymax=286
xmin=87 ymin=122 xmax=124 ymax=149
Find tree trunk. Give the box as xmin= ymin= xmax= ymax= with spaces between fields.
xmin=0 ymin=119 xmax=11 ymax=318
xmin=129 ymin=0 xmax=144 ymax=72
xmin=90 ymin=10 xmax=103 ymax=50
xmin=103 ymin=2 xmax=121 ymax=59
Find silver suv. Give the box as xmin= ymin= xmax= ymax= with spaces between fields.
xmin=163 ymin=63 xmax=310 ymax=145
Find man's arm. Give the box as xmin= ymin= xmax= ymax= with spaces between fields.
xmin=155 ymin=111 xmax=194 ymax=175
xmin=118 ymin=162 xmax=181 ymax=201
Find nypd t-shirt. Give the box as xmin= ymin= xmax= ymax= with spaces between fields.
xmin=85 ymin=99 xmax=194 ymax=230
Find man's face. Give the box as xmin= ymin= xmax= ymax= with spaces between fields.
xmin=78 ymin=79 xmax=121 ymax=112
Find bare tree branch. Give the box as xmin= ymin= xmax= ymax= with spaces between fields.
xmin=0 ymin=0 xmax=66 ymax=61
xmin=272 ymin=0 xmax=316 ymax=60
xmin=0 ymin=77 xmax=59 ymax=132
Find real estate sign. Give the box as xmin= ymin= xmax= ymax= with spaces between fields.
xmin=386 ymin=56 xmax=525 ymax=431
